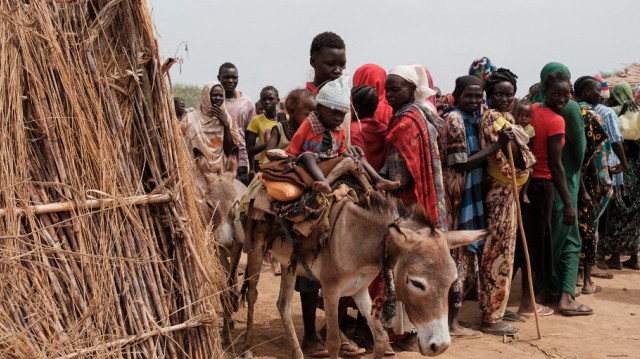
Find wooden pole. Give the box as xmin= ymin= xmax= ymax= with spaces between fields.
xmin=0 ymin=193 xmax=172 ymax=217
xmin=506 ymin=144 xmax=542 ymax=339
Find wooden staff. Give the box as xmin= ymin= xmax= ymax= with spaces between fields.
xmin=506 ymin=143 xmax=542 ymax=339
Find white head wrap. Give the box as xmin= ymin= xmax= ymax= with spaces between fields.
xmin=316 ymin=75 xmax=351 ymax=113
xmin=388 ymin=65 xmax=437 ymax=104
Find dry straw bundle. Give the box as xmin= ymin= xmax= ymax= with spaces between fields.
xmin=0 ymin=0 xmax=226 ymax=357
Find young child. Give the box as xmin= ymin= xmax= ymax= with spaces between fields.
xmin=246 ymin=86 xmax=280 ymax=170
xmin=285 ymin=75 xmax=399 ymax=194
xmin=512 ymin=98 xmax=535 ymax=203
xmin=266 ymin=89 xmax=316 ymax=153
xmin=350 ymin=85 xmax=387 ymax=171
xmin=241 ymin=89 xmax=315 ymax=255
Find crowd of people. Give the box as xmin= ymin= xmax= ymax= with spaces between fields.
xmin=173 ymin=31 xmax=640 ymax=356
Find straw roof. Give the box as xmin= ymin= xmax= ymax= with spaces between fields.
xmin=604 ymin=62 xmax=640 ymax=87
xmin=0 ymin=0 xmax=225 ymax=357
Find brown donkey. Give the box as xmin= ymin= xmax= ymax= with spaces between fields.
xmin=241 ymin=194 xmax=484 ymax=359
xmin=194 ymin=153 xmax=246 ymax=345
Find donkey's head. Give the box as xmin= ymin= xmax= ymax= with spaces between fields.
xmin=389 ymin=212 xmax=484 ymax=356
xmin=194 ymin=150 xmax=242 ymax=248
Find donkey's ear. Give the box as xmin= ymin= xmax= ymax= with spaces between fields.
xmin=447 ymin=230 xmax=486 ymax=249
xmin=225 ymin=147 xmax=239 ymax=174
xmin=389 ymin=224 xmax=421 ymax=251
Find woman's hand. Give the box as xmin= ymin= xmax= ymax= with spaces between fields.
xmin=347 ymin=146 xmax=364 ymax=159
xmin=609 ymin=164 xmax=625 ymax=174
xmin=562 ymin=204 xmax=576 ymax=226
xmin=620 ymin=101 xmax=640 ymax=115
xmin=497 ymin=126 xmax=515 ymax=146
xmin=212 ymin=105 xmax=230 ymax=127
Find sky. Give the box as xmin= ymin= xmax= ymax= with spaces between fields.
xmin=149 ymin=0 xmax=640 ymax=101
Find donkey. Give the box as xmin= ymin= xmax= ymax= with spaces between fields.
xmin=194 ymin=152 xmax=246 ymax=345
xmin=241 ymin=192 xmax=484 ymax=359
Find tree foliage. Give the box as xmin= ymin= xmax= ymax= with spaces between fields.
xmin=172 ymin=83 xmax=200 ymax=109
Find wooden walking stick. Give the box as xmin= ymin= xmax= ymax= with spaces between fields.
xmin=506 ymin=142 xmax=542 ymax=339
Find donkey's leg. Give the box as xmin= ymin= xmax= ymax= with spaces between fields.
xmin=243 ymin=237 xmax=265 ymax=359
xmin=352 ymin=288 xmax=389 ymax=359
xmin=219 ymin=248 xmax=234 ymax=346
xmin=322 ymin=291 xmax=341 ymax=359
xmin=277 ymin=266 xmax=304 ymax=359
xmin=228 ymin=240 xmax=243 ymax=313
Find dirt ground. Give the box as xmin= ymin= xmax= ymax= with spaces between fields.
xmin=223 ymin=257 xmax=640 ymax=359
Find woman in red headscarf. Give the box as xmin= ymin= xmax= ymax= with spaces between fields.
xmin=353 ymin=64 xmax=393 ymax=125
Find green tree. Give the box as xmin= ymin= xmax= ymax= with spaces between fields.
xmin=172 ymin=83 xmax=200 ymax=109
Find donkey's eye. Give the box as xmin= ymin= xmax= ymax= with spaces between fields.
xmin=407 ymin=277 xmax=426 ymax=291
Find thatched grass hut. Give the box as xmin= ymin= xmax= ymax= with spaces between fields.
xmin=0 ymin=0 xmax=225 ymax=357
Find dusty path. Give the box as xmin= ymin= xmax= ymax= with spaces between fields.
xmin=224 ymin=258 xmax=640 ymax=359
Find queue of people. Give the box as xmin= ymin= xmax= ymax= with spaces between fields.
xmin=174 ymin=31 xmax=640 ymax=356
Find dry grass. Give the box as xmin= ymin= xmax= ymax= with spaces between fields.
xmin=0 ymin=0 xmax=225 ymax=357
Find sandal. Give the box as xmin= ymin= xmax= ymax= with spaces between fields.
xmin=480 ymin=323 xmax=520 ymax=336
xmin=450 ymin=326 xmax=483 ymax=339
xmin=339 ymin=340 xmax=365 ymax=356
xmin=561 ymin=304 xmax=593 ymax=316
xmin=308 ymin=347 xmax=330 ymax=358
xmin=503 ymin=310 xmax=527 ymax=322
xmin=518 ymin=304 xmax=554 ymax=317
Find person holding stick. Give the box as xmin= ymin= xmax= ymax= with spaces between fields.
xmin=439 ymin=75 xmax=504 ymax=338
xmin=477 ymin=69 xmax=536 ymax=335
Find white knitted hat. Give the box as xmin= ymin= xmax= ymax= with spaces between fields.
xmin=316 ymin=75 xmax=351 ymax=113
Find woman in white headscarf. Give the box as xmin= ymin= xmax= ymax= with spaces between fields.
xmin=374 ymin=65 xmax=447 ymax=339
xmin=180 ymin=81 xmax=239 ymax=190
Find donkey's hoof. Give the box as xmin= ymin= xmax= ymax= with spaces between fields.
xmin=243 ymin=349 xmax=254 ymax=358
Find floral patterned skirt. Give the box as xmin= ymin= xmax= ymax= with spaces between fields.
xmin=598 ymin=157 xmax=640 ymax=255
xmin=479 ymin=178 xmax=519 ymax=323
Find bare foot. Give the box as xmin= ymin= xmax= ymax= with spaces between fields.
xmin=375 ymin=179 xmax=400 ymax=191
xmin=301 ymin=336 xmax=328 ymax=357
xmin=312 ymin=180 xmax=332 ymax=194
xmin=522 ymin=194 xmax=531 ymax=204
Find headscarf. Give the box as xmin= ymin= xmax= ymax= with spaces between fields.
xmin=316 ymin=75 xmax=351 ymax=113
xmin=530 ymin=62 xmax=571 ymax=103
xmin=594 ymin=74 xmax=610 ymax=99
xmin=353 ymin=64 xmax=393 ymax=124
xmin=181 ymin=81 xmax=239 ymax=176
xmin=533 ymin=62 xmax=586 ymax=175
xmin=451 ymin=75 xmax=483 ymax=106
xmin=634 ymin=85 xmax=640 ymax=100
xmin=421 ymin=64 xmax=438 ymax=112
xmin=388 ymin=65 xmax=437 ymax=104
xmin=468 ymin=57 xmax=496 ymax=83
xmin=612 ymin=82 xmax=634 ymax=105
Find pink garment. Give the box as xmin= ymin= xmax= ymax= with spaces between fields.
xmin=225 ymin=92 xmax=256 ymax=168
xmin=353 ymin=64 xmax=393 ymax=125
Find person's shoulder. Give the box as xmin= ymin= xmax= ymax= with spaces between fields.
xmin=595 ymin=104 xmax=616 ymax=117
xmin=238 ymin=92 xmax=254 ymax=103
xmin=442 ymin=108 xmax=462 ymax=121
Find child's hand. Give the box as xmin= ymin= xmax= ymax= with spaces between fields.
xmin=347 ymin=146 xmax=364 ymax=159
xmin=283 ymin=159 xmax=296 ymax=173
